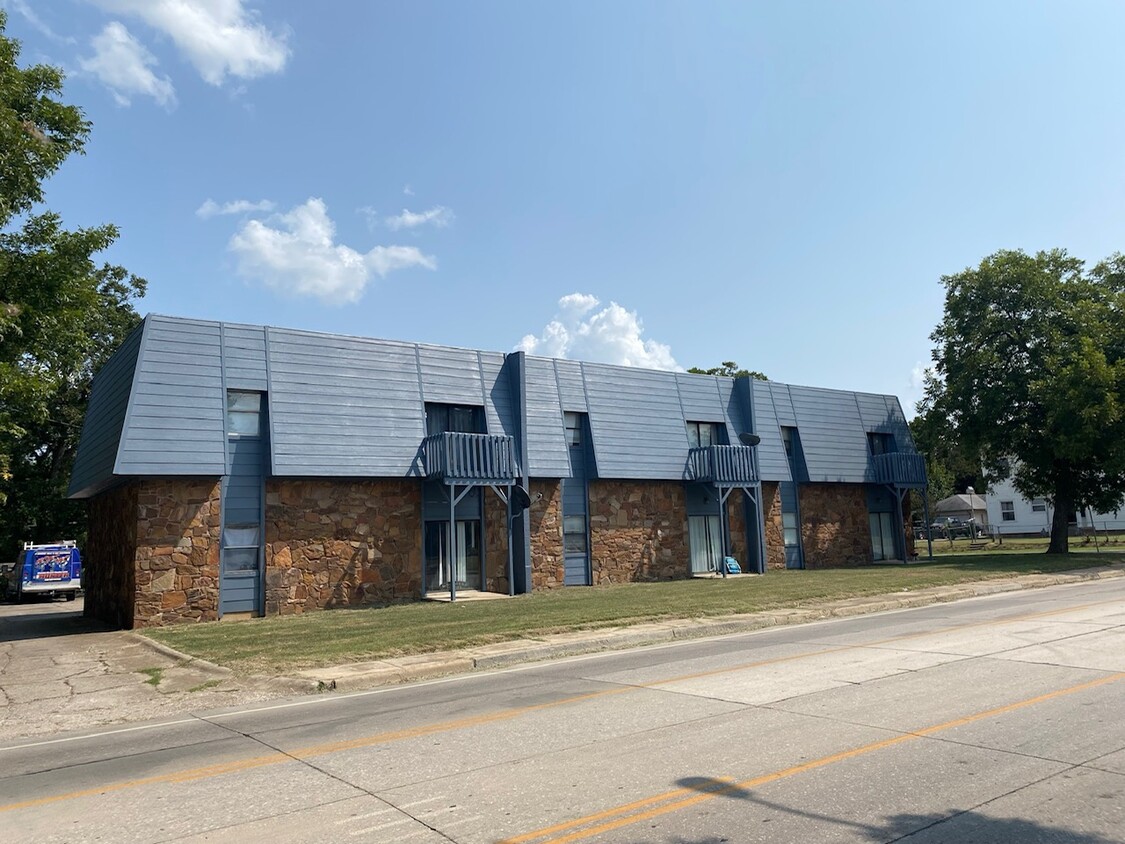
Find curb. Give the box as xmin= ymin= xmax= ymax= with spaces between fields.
xmin=128 ymin=633 xmax=233 ymax=679
xmin=288 ymin=564 xmax=1124 ymax=692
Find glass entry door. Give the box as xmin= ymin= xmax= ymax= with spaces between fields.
xmin=425 ymin=520 xmax=482 ymax=591
xmin=688 ymin=515 xmax=722 ymax=574
xmin=870 ymin=512 xmax=897 ymax=561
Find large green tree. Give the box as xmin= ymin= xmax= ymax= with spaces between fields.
xmin=0 ymin=12 xmax=145 ymax=555
xmin=921 ymin=248 xmax=1125 ymax=553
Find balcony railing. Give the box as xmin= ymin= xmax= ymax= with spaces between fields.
xmin=873 ymin=451 xmax=927 ymax=487
xmin=422 ymin=432 xmax=519 ymax=483
xmin=686 ymin=445 xmax=758 ymax=486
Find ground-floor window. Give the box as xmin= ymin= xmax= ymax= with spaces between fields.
xmin=425 ymin=520 xmax=482 ymax=591
xmin=782 ymin=511 xmax=799 ymax=548
xmin=688 ymin=515 xmax=722 ymax=574
xmin=869 ymin=512 xmax=897 ymax=561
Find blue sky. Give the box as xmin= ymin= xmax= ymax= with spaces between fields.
xmin=7 ymin=1 xmax=1125 ymax=414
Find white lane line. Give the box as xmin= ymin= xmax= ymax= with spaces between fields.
xmin=348 ymin=816 xmax=414 ymax=836
xmin=333 ymin=807 xmax=396 ymax=825
xmin=398 ymin=796 xmax=445 ymax=809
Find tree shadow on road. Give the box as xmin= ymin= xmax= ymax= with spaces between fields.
xmin=653 ymin=776 xmax=1119 ymax=843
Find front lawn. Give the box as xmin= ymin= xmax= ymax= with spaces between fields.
xmin=143 ymin=551 xmax=1123 ymax=673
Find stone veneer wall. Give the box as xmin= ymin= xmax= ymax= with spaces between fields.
xmin=84 ymin=482 xmax=138 ymax=629
xmin=761 ymin=482 xmax=786 ymax=570
xmin=798 ymin=483 xmax=872 ymax=568
xmin=264 ymin=479 xmax=422 ymax=614
xmin=483 ymin=490 xmax=510 ymax=593
xmin=726 ymin=490 xmax=747 ymax=565
xmin=529 ymin=480 xmax=564 ymax=590
xmin=133 ymin=479 xmax=221 ymax=627
xmin=588 ymin=480 xmax=689 ymax=583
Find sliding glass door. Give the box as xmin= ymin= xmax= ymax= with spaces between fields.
xmin=424 ymin=520 xmax=482 ymax=591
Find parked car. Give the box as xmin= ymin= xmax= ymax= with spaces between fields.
xmin=928 ymin=518 xmax=983 ymax=539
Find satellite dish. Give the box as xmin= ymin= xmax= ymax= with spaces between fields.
xmin=738 ymin=432 xmax=761 ymax=447
xmin=511 ymin=485 xmax=532 ymax=511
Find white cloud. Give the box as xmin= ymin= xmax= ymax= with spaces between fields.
xmin=403 ymin=185 xmax=414 ymax=196
xmin=196 ymin=198 xmax=275 ymax=218
xmin=89 ymin=0 xmax=290 ymax=86
xmin=385 ymin=206 xmax=454 ymax=231
xmin=80 ymin=22 xmax=176 ymax=108
xmin=228 ymin=198 xmax=436 ymax=305
xmin=11 ymin=0 xmax=77 ymax=44
xmin=517 ymin=293 xmax=681 ymax=371
xmin=909 ymin=361 xmax=929 ymax=391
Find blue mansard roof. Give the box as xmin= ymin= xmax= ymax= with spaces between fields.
xmin=68 ymin=314 xmax=919 ymax=498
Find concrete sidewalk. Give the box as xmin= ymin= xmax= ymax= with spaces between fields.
xmin=2 ymin=564 xmax=1122 ymax=741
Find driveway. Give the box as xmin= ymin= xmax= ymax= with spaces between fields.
xmin=0 ymin=598 xmax=290 ymax=740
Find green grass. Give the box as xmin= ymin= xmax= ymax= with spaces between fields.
xmin=142 ymin=551 xmax=1123 ymax=674
xmin=187 ymin=679 xmax=223 ymax=693
xmin=139 ymin=667 xmax=164 ymax=687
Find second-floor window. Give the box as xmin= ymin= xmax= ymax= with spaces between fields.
xmin=425 ymin=404 xmax=485 ymax=436
xmin=227 ymin=391 xmax=262 ymax=437
xmin=686 ymin=422 xmax=721 ymax=449
xmin=867 ymin=432 xmax=896 ymax=455
xmin=1001 ymin=501 xmax=1015 ymax=521
xmin=564 ymin=412 xmax=583 ymax=447
xmin=781 ymin=426 xmax=797 ymax=459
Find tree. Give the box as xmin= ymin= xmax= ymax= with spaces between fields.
xmin=921 ymin=249 xmax=1125 ymax=553
xmin=688 ymin=361 xmax=768 ymax=381
xmin=0 ymin=12 xmax=145 ymax=555
xmin=909 ymin=399 xmax=985 ymax=508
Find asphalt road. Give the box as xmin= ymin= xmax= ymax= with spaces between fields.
xmin=2 ymin=579 xmax=1123 ymax=844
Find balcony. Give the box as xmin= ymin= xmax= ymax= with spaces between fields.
xmin=873 ymin=452 xmax=927 ymax=487
xmin=686 ymin=445 xmax=758 ymax=486
xmin=422 ymin=432 xmax=519 ymax=484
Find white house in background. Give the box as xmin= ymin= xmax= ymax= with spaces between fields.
xmin=985 ymin=473 xmax=1125 ymax=534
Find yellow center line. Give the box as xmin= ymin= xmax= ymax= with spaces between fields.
xmin=503 ymin=671 xmax=1125 ymax=844
xmin=1 ymin=596 xmax=1119 ymax=814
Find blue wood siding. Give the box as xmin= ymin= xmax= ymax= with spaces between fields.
xmin=221 ymin=436 xmax=264 ymax=614
xmin=554 ymin=359 xmax=588 ymax=412
xmin=719 ymin=378 xmax=752 ymax=441
xmin=266 ymin=328 xmax=425 ymax=476
xmin=857 ymin=392 xmax=915 ymax=453
xmin=523 ymin=356 xmax=571 ymax=477
xmin=752 ymin=380 xmax=792 ymax=483
xmin=115 ymin=316 xmax=226 ymax=476
xmin=562 ymin=431 xmax=590 ymax=585
xmin=418 ymin=345 xmax=485 ymax=405
xmin=68 ymin=321 xmax=145 ymax=497
xmin=788 ymin=385 xmax=870 ymax=483
xmin=222 ymin=323 xmax=267 ymax=391
xmin=767 ymin=381 xmax=797 ymax=427
xmin=480 ymin=353 xmax=517 ymax=440
xmin=70 ymin=314 xmax=921 ymax=494
xmin=583 ymin=363 xmax=687 ymax=479
xmin=675 ymin=373 xmax=726 ymax=423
